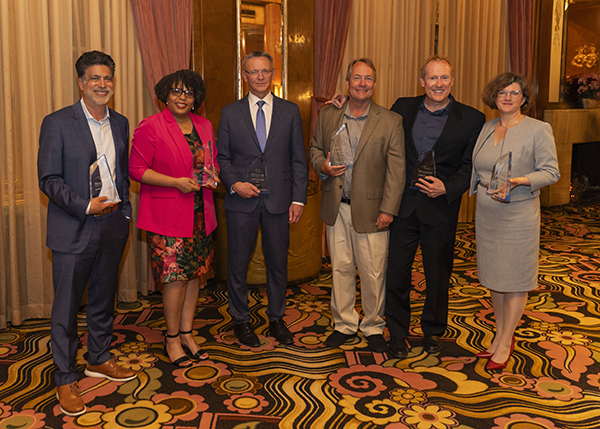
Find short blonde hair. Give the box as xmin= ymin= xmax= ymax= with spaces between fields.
xmin=419 ymin=55 xmax=454 ymax=79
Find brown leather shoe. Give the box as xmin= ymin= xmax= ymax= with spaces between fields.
xmin=56 ymin=381 xmax=86 ymax=416
xmin=85 ymin=357 xmax=137 ymax=382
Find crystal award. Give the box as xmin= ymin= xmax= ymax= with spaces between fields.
xmin=410 ymin=150 xmax=436 ymax=189
xmin=329 ymin=123 xmax=353 ymax=166
xmin=89 ymin=155 xmax=121 ymax=202
xmin=486 ymin=151 xmax=512 ymax=202
xmin=246 ymin=156 xmax=269 ymax=194
xmin=195 ymin=141 xmax=219 ymax=188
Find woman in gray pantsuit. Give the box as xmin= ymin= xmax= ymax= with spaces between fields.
xmin=470 ymin=73 xmax=560 ymax=370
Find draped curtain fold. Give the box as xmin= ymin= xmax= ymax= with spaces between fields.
xmin=437 ymin=0 xmax=508 ymax=221
xmin=0 ymin=0 xmax=154 ymax=329
xmin=129 ymin=0 xmax=193 ymax=112
xmin=310 ymin=0 xmax=353 ymax=143
xmin=340 ymin=0 xmax=507 ymax=222
xmin=507 ymin=0 xmax=536 ymax=115
xmin=337 ymin=0 xmax=436 ymax=108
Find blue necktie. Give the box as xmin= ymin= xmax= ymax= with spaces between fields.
xmin=256 ymin=100 xmax=267 ymax=152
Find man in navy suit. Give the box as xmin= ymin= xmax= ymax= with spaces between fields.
xmin=38 ymin=51 xmax=136 ymax=416
xmin=385 ymin=56 xmax=485 ymax=358
xmin=217 ymin=51 xmax=308 ymax=348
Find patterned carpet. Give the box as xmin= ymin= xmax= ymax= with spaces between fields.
xmin=1 ymin=204 xmax=600 ymax=429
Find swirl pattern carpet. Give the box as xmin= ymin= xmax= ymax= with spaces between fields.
xmin=1 ymin=205 xmax=599 ymax=428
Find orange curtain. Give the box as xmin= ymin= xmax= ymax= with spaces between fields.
xmin=310 ymin=0 xmax=353 ymax=143
xmin=129 ymin=0 xmax=193 ymax=111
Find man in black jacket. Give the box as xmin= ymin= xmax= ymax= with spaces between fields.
xmin=385 ymin=55 xmax=485 ymax=358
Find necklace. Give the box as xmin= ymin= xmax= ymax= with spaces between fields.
xmin=498 ymin=115 xmax=524 ymax=129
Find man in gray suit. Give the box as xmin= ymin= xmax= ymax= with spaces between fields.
xmin=217 ymin=51 xmax=308 ymax=348
xmin=309 ymin=58 xmax=405 ymax=352
xmin=38 ymin=51 xmax=136 ymax=416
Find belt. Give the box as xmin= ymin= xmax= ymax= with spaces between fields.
xmin=95 ymin=205 xmax=117 ymax=217
xmin=341 ymin=197 xmax=351 ymax=205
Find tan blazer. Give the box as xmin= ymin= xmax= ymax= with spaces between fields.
xmin=309 ymin=101 xmax=406 ymax=233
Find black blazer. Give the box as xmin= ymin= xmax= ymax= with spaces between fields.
xmin=38 ymin=101 xmax=131 ymax=253
xmin=391 ymin=95 xmax=485 ymax=227
xmin=216 ymin=93 xmax=308 ymax=215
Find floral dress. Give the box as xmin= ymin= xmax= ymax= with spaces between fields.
xmin=147 ymin=127 xmax=214 ymax=284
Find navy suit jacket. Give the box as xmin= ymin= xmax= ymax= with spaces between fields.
xmin=38 ymin=101 xmax=131 ymax=253
xmin=216 ymin=93 xmax=308 ymax=214
xmin=391 ymin=95 xmax=485 ymax=227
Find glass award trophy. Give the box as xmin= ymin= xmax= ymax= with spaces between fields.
xmin=410 ymin=150 xmax=436 ymax=189
xmin=89 ymin=155 xmax=121 ymax=202
xmin=195 ymin=141 xmax=219 ymax=188
xmin=486 ymin=151 xmax=512 ymax=202
xmin=246 ymin=156 xmax=269 ymax=194
xmin=329 ymin=123 xmax=353 ymax=166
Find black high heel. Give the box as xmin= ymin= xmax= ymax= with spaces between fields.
xmin=164 ymin=333 xmax=193 ymax=368
xmin=179 ymin=330 xmax=209 ymax=361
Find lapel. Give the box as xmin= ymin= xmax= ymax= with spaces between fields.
xmin=264 ymin=94 xmax=281 ymax=153
xmin=354 ymin=101 xmax=382 ymax=161
xmin=109 ymin=109 xmax=123 ymax=188
xmin=472 ymin=118 xmax=497 ymax=161
xmin=238 ymin=95 xmax=262 ymax=152
xmin=163 ymin=108 xmax=193 ymax=172
xmin=403 ymin=96 xmax=423 ymax=161
xmin=432 ymin=98 xmax=464 ymax=153
xmin=70 ymin=101 xmax=97 ymax=161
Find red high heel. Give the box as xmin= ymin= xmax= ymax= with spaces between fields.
xmin=486 ymin=357 xmax=508 ymax=370
xmin=478 ymin=336 xmax=515 ymax=360
xmin=486 ymin=336 xmax=516 ymax=370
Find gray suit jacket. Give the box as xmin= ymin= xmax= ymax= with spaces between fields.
xmin=38 ymin=101 xmax=131 ymax=253
xmin=470 ymin=116 xmax=560 ymax=201
xmin=309 ymin=101 xmax=406 ymax=233
xmin=216 ymin=93 xmax=308 ymax=214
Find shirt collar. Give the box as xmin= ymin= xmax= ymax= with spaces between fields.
xmin=343 ymin=101 xmax=371 ymax=120
xmin=248 ymin=91 xmax=273 ymax=107
xmin=419 ymin=94 xmax=454 ymax=116
xmin=80 ymin=98 xmax=110 ymax=123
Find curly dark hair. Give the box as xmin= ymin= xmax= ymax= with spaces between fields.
xmin=154 ymin=69 xmax=206 ymax=110
xmin=481 ymin=72 xmax=534 ymax=112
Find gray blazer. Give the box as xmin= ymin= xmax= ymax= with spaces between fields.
xmin=309 ymin=101 xmax=406 ymax=233
xmin=469 ymin=116 xmax=560 ymax=201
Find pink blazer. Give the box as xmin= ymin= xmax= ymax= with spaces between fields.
xmin=130 ymin=108 xmax=218 ymax=237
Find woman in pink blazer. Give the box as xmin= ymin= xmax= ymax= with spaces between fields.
xmin=130 ymin=70 xmax=219 ymax=367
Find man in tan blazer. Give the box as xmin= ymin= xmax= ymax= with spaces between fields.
xmin=309 ymin=58 xmax=405 ymax=352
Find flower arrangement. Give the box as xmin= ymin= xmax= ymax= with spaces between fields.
xmin=576 ymin=73 xmax=600 ymax=100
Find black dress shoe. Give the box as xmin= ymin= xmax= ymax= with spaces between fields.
xmin=234 ymin=322 xmax=261 ymax=347
xmin=269 ymin=319 xmax=293 ymax=345
xmin=324 ymin=330 xmax=356 ymax=347
xmin=388 ymin=338 xmax=409 ymax=359
xmin=423 ymin=335 xmax=442 ymax=354
xmin=366 ymin=334 xmax=388 ymax=352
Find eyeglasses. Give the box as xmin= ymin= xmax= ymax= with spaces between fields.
xmin=497 ymin=90 xmax=522 ymax=98
xmin=170 ymin=87 xmax=195 ymax=99
xmin=244 ymin=69 xmax=273 ymax=78
xmin=89 ymin=75 xmax=113 ymax=83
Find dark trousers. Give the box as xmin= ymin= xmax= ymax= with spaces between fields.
xmin=51 ymin=209 xmax=129 ymax=387
xmin=385 ymin=211 xmax=457 ymax=339
xmin=225 ymin=197 xmax=289 ymax=325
